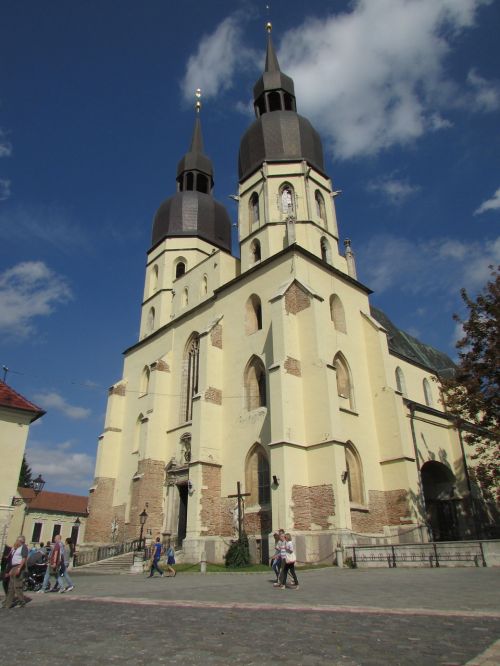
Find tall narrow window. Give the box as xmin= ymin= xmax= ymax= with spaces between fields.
xmin=334 ymin=353 xmax=355 ymax=410
xmin=320 ymin=237 xmax=332 ymax=264
xmin=284 ymin=93 xmax=294 ymax=111
xmin=280 ymin=183 xmax=295 ymax=215
xmin=201 ymin=275 xmax=208 ymax=296
xmin=268 ymin=91 xmax=281 ymax=112
xmin=345 ymin=442 xmax=364 ymax=505
xmin=186 ymin=172 xmax=194 ymax=191
xmin=315 ymin=190 xmax=326 ymax=225
xmin=182 ymin=288 xmax=189 ymax=307
xmin=423 ymin=378 xmax=433 ymax=407
xmin=330 ymin=294 xmax=347 ymax=333
xmin=395 ymin=367 xmax=407 ymax=396
xmin=175 ymin=261 xmax=186 ymax=279
xmin=147 ymin=307 xmax=155 ymax=332
xmin=181 ymin=334 xmax=200 ymax=422
xmin=244 ymin=356 xmax=266 ymax=410
xmin=31 ymin=522 xmax=43 ymax=543
xmin=245 ymin=294 xmax=263 ymax=335
xmin=249 ymin=192 xmax=260 ymax=224
xmin=197 ymin=174 xmax=208 ymax=193
xmin=132 ymin=413 xmax=145 ymax=453
xmin=150 ymin=265 xmax=159 ymax=294
xmin=250 ymin=239 xmax=261 ymax=263
xmin=245 ymin=444 xmax=271 ymax=505
xmin=140 ymin=366 xmax=150 ymax=396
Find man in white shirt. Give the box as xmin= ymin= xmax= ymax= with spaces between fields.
xmin=3 ymin=535 xmax=31 ymax=609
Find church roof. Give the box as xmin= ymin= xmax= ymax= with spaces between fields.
xmin=18 ymin=487 xmax=88 ymax=515
xmin=370 ymin=306 xmax=456 ymax=377
xmin=0 ymin=381 xmax=45 ymax=422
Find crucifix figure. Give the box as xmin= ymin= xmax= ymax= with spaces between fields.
xmin=228 ymin=481 xmax=250 ymax=541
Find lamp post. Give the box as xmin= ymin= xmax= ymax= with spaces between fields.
xmin=20 ymin=474 xmax=46 ymax=537
xmin=138 ymin=508 xmax=148 ymax=551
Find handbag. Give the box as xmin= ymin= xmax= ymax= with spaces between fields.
xmin=285 ymin=552 xmax=296 ymax=564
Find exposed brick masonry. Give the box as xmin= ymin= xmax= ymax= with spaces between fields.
xmin=284 ymin=356 xmax=301 ymax=377
xmin=204 ymin=387 xmax=222 ymax=405
xmin=284 ymin=281 xmax=311 ymax=315
xmin=108 ymin=384 xmax=126 ymax=396
xmin=292 ymin=484 xmax=335 ymax=530
xmin=86 ymin=477 xmax=125 ymax=543
xmin=210 ymin=324 xmax=223 ymax=349
xmin=152 ymin=359 xmax=170 ymax=372
xmin=350 ymin=489 xmax=409 ymax=533
xmin=128 ymin=459 xmax=165 ymax=540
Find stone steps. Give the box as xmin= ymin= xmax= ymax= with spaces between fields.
xmin=76 ymin=551 xmax=137 ymax=573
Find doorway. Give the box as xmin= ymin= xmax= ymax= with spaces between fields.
xmin=177 ymin=483 xmax=188 ymax=547
xmin=421 ymin=461 xmax=459 ymax=541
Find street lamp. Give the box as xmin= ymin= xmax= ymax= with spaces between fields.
xmin=138 ymin=508 xmax=148 ymax=550
xmin=20 ymin=474 xmax=46 ymax=536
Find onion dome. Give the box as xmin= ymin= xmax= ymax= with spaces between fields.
xmin=152 ymin=92 xmax=232 ymax=252
xmin=238 ymin=23 xmax=325 ymax=181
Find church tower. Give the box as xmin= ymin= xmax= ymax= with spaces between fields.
xmin=86 ymin=24 xmax=474 ymax=559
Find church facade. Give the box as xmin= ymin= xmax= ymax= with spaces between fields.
xmin=85 ymin=28 xmax=481 ymax=562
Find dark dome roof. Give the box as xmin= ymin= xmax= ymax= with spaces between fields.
xmin=238 ymin=110 xmax=325 ymax=181
xmin=152 ymin=191 xmax=232 ymax=252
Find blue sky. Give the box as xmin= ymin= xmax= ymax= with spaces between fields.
xmin=1 ymin=0 xmax=499 ymax=495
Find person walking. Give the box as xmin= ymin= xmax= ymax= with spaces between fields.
xmin=270 ymin=532 xmax=282 ymax=583
xmin=38 ymin=541 xmax=53 ymax=592
xmin=148 ymin=537 xmax=164 ymax=578
xmin=164 ymin=542 xmax=176 ymax=577
xmin=273 ymin=530 xmax=287 ymax=588
xmin=46 ymin=534 xmax=63 ymax=592
xmin=58 ymin=538 xmax=75 ymax=593
xmin=280 ymin=533 xmax=299 ymax=590
xmin=3 ymin=536 xmax=31 ymax=608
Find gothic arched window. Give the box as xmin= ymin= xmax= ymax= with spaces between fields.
xmin=250 ymin=239 xmax=261 ymax=263
xmin=147 ymin=307 xmax=155 ymax=332
xmin=423 ymin=378 xmax=433 ymax=407
xmin=334 ymin=353 xmax=355 ymax=410
xmin=245 ymin=444 xmax=271 ymax=505
xmin=182 ymin=288 xmax=189 ymax=307
xmin=244 ymin=356 xmax=266 ymax=410
xmin=249 ymin=192 xmax=260 ymax=224
xmin=181 ymin=334 xmax=200 ymax=422
xmin=245 ymin=294 xmax=263 ymax=335
xmin=395 ymin=367 xmax=407 ymax=396
xmin=150 ymin=265 xmax=159 ymax=294
xmin=315 ymin=190 xmax=326 ymax=225
xmin=279 ymin=183 xmax=295 ymax=215
xmin=140 ymin=366 xmax=150 ymax=396
xmin=175 ymin=260 xmax=186 ymax=279
xmin=201 ymin=275 xmax=208 ymax=296
xmin=330 ymin=294 xmax=347 ymax=333
xmin=268 ymin=91 xmax=281 ymax=112
xmin=320 ymin=237 xmax=332 ymax=264
xmin=345 ymin=442 xmax=364 ymax=505
xmin=197 ymin=174 xmax=208 ymax=194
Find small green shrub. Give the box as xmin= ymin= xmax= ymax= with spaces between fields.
xmin=224 ymin=534 xmax=250 ymax=568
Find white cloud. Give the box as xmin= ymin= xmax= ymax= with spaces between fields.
xmin=474 ymin=187 xmax=500 ymax=215
xmin=466 ymin=68 xmax=500 ymax=112
xmin=0 ymin=128 xmax=12 ymax=158
xmin=181 ymin=15 xmax=257 ymax=103
xmin=183 ymin=1 xmax=494 ymax=159
xmin=358 ymin=234 xmax=500 ymax=295
xmin=26 ymin=440 xmax=94 ymax=491
xmin=0 ymin=178 xmax=11 ymax=201
xmin=0 ymin=261 xmax=73 ymax=337
xmin=33 ymin=391 xmax=91 ymax=420
xmin=367 ymin=174 xmax=420 ymax=205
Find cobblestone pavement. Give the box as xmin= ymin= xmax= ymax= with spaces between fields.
xmin=1 ymin=567 xmax=498 ymax=665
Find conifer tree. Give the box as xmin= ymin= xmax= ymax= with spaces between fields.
xmin=18 ymin=454 xmax=33 ymax=488
xmin=442 ymin=266 xmax=499 ymax=502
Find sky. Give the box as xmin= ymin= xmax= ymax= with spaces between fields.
xmin=1 ymin=0 xmax=499 ymax=496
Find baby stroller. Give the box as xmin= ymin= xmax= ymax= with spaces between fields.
xmin=23 ymin=551 xmax=48 ymax=592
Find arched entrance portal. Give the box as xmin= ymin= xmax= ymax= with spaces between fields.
xmin=421 ymin=461 xmax=459 ymax=541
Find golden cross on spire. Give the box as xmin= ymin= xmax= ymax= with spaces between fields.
xmin=195 ymin=88 xmax=202 ymax=113
xmin=266 ymin=3 xmax=272 ymax=33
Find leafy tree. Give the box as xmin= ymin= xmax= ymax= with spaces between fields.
xmin=18 ymin=454 xmax=33 ymax=488
xmin=441 ymin=266 xmax=499 ymax=502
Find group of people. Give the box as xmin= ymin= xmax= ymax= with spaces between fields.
xmin=148 ymin=537 xmax=176 ymax=578
xmin=270 ymin=530 xmax=300 ymax=590
xmin=1 ymin=533 xmax=76 ymax=609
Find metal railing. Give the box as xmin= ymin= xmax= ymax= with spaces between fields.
xmin=346 ymin=541 xmax=487 ymax=568
xmin=74 ymin=539 xmax=142 ymax=567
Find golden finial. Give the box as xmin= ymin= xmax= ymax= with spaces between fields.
xmin=195 ymin=88 xmax=202 ymax=113
xmin=266 ymin=21 xmax=272 ymax=33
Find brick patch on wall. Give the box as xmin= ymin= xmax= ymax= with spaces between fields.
xmin=245 ymin=508 xmax=272 ymax=536
xmin=292 ymin=484 xmax=335 ymax=530
xmin=210 ymin=324 xmax=223 ymax=349
xmin=152 ymin=359 xmax=170 ymax=372
xmin=204 ymin=387 xmax=222 ymax=405
xmin=284 ymin=281 xmax=311 ymax=315
xmin=128 ymin=459 xmax=165 ymax=540
xmin=108 ymin=384 xmax=126 ymax=396
xmin=86 ymin=477 xmax=121 ymax=543
xmin=350 ymin=489 xmax=409 ymax=533
xmin=284 ymin=356 xmax=301 ymax=377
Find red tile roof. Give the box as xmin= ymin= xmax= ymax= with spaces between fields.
xmin=18 ymin=488 xmax=88 ymax=515
xmin=0 ymin=381 xmax=45 ymax=422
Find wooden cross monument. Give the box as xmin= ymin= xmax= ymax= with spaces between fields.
xmin=228 ymin=481 xmax=250 ymax=541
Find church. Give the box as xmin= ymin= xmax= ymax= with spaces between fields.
xmin=85 ymin=26 xmax=481 ymax=563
